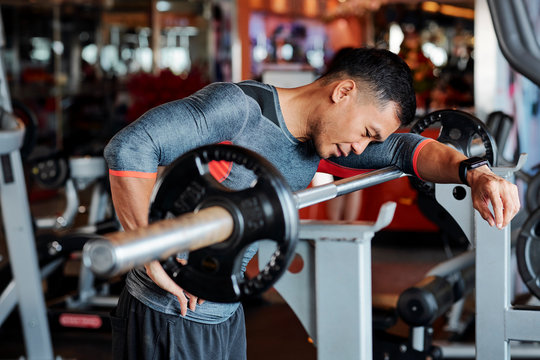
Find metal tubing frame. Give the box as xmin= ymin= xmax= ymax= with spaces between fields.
xmin=1 ymin=140 xmax=54 ymax=359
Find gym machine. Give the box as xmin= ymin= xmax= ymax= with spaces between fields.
xmin=28 ymin=147 xmax=116 ymax=232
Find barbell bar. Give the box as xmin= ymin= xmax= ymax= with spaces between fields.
xmin=84 ymin=206 xmax=234 ymax=277
xmin=294 ymin=166 xmax=406 ymax=209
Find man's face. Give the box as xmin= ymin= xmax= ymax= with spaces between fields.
xmin=312 ymin=98 xmax=401 ymax=159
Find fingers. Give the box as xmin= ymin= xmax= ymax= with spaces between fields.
xmin=472 ymin=177 xmax=521 ymax=229
xmin=473 ymin=190 xmax=496 ymax=227
xmin=489 ymin=183 xmax=520 ymax=229
xmin=502 ymin=183 xmax=520 ymax=227
xmin=183 ymin=291 xmax=199 ymax=311
xmin=489 ymin=188 xmax=504 ymax=229
xmin=174 ymin=258 xmax=196 ymax=314
xmin=175 ymin=258 xmax=205 ymax=312
xmin=145 ymin=259 xmax=204 ymax=317
xmin=175 ymin=293 xmax=189 ymax=316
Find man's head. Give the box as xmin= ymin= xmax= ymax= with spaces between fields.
xmin=319 ymin=47 xmax=416 ymax=127
xmin=303 ymin=47 xmax=416 ymax=159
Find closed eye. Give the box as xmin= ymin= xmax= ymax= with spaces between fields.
xmin=366 ymin=127 xmax=383 ymax=141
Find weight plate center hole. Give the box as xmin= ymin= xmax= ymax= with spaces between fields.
xmin=449 ymin=128 xmax=462 ymax=140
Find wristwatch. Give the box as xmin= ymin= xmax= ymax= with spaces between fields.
xmin=459 ymin=157 xmax=490 ymax=186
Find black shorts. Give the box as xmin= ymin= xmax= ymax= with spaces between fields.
xmin=110 ymin=288 xmax=247 ymax=360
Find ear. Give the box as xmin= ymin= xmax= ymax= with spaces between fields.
xmin=330 ymin=79 xmax=356 ymax=104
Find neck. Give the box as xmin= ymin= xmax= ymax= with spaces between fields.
xmin=276 ymin=82 xmax=322 ymax=141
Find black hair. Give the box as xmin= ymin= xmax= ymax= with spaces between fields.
xmin=320 ymin=47 xmax=416 ymax=126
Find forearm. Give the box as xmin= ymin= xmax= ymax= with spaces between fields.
xmin=109 ymin=175 xmax=156 ymax=230
xmin=415 ymin=140 xmax=468 ymax=183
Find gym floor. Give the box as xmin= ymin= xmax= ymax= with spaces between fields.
xmin=0 ymin=187 xmax=469 ymax=360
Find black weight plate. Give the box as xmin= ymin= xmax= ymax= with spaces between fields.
xmin=30 ymin=154 xmax=69 ymax=189
xmin=516 ymin=208 xmax=540 ymax=300
xmin=150 ymin=144 xmax=299 ymax=302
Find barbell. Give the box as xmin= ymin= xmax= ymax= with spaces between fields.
xmin=83 ymin=144 xmax=406 ymax=302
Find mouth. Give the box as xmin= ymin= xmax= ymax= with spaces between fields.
xmin=336 ymin=145 xmax=348 ymax=157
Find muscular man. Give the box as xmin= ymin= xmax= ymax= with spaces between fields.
xmin=104 ymin=47 xmax=519 ymax=359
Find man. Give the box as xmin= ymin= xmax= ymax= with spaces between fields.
xmin=104 ymin=47 xmax=519 ymax=359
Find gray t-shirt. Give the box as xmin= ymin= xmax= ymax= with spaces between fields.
xmin=104 ymin=80 xmax=427 ymax=324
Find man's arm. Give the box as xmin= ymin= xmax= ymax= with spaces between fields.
xmin=109 ymin=175 xmax=201 ymax=316
xmin=103 ymin=83 xmax=251 ymax=314
xmin=416 ymin=140 xmax=520 ymax=229
xmin=328 ymin=133 xmax=520 ymax=229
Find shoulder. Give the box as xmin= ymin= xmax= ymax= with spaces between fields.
xmin=185 ymin=82 xmax=251 ymax=108
xmin=197 ymin=82 xmax=246 ymax=97
xmin=194 ymin=81 xmax=274 ymax=102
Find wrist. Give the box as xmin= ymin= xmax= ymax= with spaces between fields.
xmin=459 ymin=157 xmax=490 ymax=186
xmin=466 ymin=164 xmax=490 ymax=187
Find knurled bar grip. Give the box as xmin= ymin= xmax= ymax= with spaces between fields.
xmin=83 ymin=166 xmax=405 ymax=277
xmin=83 ymin=206 xmax=234 ymax=277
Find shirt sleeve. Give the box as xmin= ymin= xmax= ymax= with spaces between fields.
xmin=104 ymin=82 xmax=249 ymax=177
xmin=324 ymin=133 xmax=435 ymax=177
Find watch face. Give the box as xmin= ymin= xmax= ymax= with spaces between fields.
xmin=465 ymin=157 xmax=489 ymax=169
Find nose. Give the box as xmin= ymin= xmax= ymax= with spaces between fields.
xmin=351 ymin=140 xmax=370 ymax=155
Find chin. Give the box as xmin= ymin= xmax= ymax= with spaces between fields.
xmin=316 ymin=149 xmax=330 ymax=159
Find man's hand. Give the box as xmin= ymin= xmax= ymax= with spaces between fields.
xmin=145 ymin=259 xmax=205 ymax=316
xmin=416 ymin=141 xmax=521 ymax=228
xmin=468 ymin=165 xmax=520 ymax=229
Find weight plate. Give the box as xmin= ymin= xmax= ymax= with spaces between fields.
xmin=516 ymin=208 xmax=540 ymax=300
xmin=150 ymin=144 xmax=299 ymax=302
xmin=30 ymin=153 xmax=70 ymax=189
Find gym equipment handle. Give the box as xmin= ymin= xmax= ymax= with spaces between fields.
xmin=83 ymin=166 xmax=405 ymax=277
